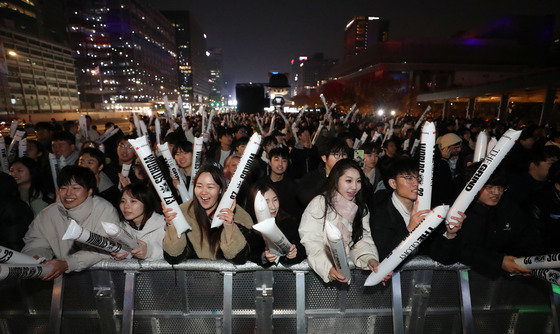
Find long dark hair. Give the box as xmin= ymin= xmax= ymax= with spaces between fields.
xmin=119 ymin=183 xmax=159 ymax=230
xmin=317 ymin=159 xmax=368 ymax=246
xmin=246 ymin=181 xmax=290 ymax=223
xmin=189 ymin=164 xmax=227 ymax=254
xmin=10 ymin=157 xmax=53 ymax=204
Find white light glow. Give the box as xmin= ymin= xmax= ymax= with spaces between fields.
xmin=390 ymin=110 xmax=396 ymax=116
xmin=377 ymin=109 xmax=384 ymax=116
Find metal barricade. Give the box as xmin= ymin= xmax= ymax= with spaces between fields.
xmin=0 ymin=256 xmax=558 ymax=334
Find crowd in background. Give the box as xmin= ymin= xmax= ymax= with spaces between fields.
xmin=1 ymin=108 xmax=559 ymax=283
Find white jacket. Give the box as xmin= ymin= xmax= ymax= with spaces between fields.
xmin=119 ymin=213 xmax=166 ymax=261
xmin=22 ymin=196 xmax=119 ymax=272
xmin=299 ymin=195 xmax=379 ymax=282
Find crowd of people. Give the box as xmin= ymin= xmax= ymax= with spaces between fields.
xmin=1 ymin=108 xmax=559 ymax=284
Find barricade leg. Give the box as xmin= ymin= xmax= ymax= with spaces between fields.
xmin=255 ymin=271 xmax=274 ymax=334
xmin=121 ymin=271 xmax=136 ymax=334
xmin=222 ymin=271 xmax=234 ymax=334
xmin=294 ymin=271 xmax=307 ymax=334
xmin=458 ymin=270 xmax=473 ymax=334
xmin=391 ymin=271 xmax=404 ymax=334
xmin=91 ymin=271 xmax=119 ymax=334
xmin=405 ymin=270 xmax=433 ymax=334
xmin=552 ymin=284 xmax=560 ymax=334
xmin=48 ymin=276 xmax=64 ymax=334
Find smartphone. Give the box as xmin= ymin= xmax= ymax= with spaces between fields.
xmin=354 ymin=149 xmax=364 ymax=167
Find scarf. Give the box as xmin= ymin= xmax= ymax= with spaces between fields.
xmin=391 ymin=192 xmax=411 ymax=226
xmin=331 ymin=192 xmax=358 ymax=245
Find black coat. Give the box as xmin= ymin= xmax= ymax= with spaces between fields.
xmin=457 ymin=198 xmax=545 ymax=277
xmin=296 ymin=168 xmax=327 ymax=209
xmin=370 ymin=194 xmax=460 ymax=264
xmin=289 ymin=146 xmax=321 ymax=179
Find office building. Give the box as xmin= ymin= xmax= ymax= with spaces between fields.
xmin=344 ymin=16 xmax=389 ymax=59
xmin=290 ymin=53 xmax=338 ymax=96
xmin=163 ymin=10 xmax=209 ymax=104
xmin=0 ymin=28 xmax=80 ymax=113
xmin=67 ymin=0 xmax=178 ymax=109
xmin=208 ymin=47 xmax=224 ymax=104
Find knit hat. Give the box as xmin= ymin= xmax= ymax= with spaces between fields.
xmin=436 ymin=133 xmax=462 ymax=150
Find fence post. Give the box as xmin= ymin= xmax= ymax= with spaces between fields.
xmin=222 ymin=271 xmax=234 ymax=334
xmin=392 ymin=271 xmax=404 ymax=334
xmin=121 ymin=271 xmax=137 ymax=334
xmin=48 ymin=276 xmax=64 ymax=334
xmin=458 ymin=270 xmax=473 ymax=334
xmin=294 ymin=271 xmax=307 ymax=334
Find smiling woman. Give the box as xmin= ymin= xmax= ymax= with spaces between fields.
xmin=299 ymin=159 xmax=383 ymax=283
xmin=161 ymin=164 xmax=260 ymax=264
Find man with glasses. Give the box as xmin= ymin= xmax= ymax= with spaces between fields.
xmin=371 ymin=157 xmax=465 ymax=264
xmin=456 ymin=164 xmax=545 ymax=277
xmin=296 ymin=138 xmax=350 ymax=208
xmin=103 ymin=135 xmax=140 ymax=186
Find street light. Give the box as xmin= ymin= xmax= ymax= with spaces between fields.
xmin=390 ymin=110 xmax=396 ymax=116
xmin=8 ymin=51 xmax=17 ymax=57
xmin=377 ymin=109 xmax=384 ymax=116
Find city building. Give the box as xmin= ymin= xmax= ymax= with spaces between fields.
xmin=208 ymin=47 xmax=224 ymax=104
xmin=162 ymin=10 xmax=209 ymax=104
xmin=290 ymin=53 xmax=338 ymax=96
xmin=67 ymin=0 xmax=178 ymax=110
xmin=326 ymin=15 xmax=559 ymax=117
xmin=344 ymin=16 xmax=389 ymax=60
xmin=0 ymin=28 xmax=80 ymax=113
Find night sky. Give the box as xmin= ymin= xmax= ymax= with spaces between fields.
xmin=155 ymin=0 xmax=560 ymax=88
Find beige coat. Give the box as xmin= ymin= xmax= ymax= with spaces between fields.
xmin=163 ymin=199 xmax=254 ymax=260
xmin=299 ymin=195 xmax=379 ymax=282
xmin=22 ymin=196 xmax=119 ymax=272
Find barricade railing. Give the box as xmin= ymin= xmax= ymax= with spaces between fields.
xmin=0 ymin=256 xmax=558 ymax=334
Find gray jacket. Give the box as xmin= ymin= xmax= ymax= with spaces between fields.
xmin=22 ymin=196 xmax=119 ymax=272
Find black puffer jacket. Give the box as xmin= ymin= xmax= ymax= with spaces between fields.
xmin=457 ymin=198 xmax=545 ymax=277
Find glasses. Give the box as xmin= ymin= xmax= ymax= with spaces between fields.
xmin=398 ymin=175 xmax=420 ymax=183
xmin=119 ymin=144 xmax=133 ymax=150
xmin=331 ymin=153 xmax=348 ymax=159
xmin=483 ymin=185 xmax=506 ymax=193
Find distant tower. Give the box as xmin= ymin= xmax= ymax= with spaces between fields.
xmin=344 ymin=16 xmax=389 ymax=59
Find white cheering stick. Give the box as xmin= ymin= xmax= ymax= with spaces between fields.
xmin=295 ymin=105 xmax=308 ymax=124
xmin=267 ymin=116 xmax=276 ymax=136
xmin=343 ymin=104 xmax=357 ymax=125
xmin=473 ymin=131 xmax=488 ymax=163
xmin=365 ymin=205 xmax=449 ymax=286
xmin=414 ymin=106 xmax=432 ymax=130
xmin=132 ymin=113 xmax=141 ymax=137
xmin=531 ymin=268 xmax=560 ymax=286
xmin=155 ymin=118 xmax=161 ymax=146
xmin=0 ymin=245 xmax=43 ymax=264
xmin=446 ymin=129 xmax=521 ymax=227
xmin=7 ymin=130 xmax=24 ymax=158
xmin=101 ymin=222 xmax=141 ymax=250
xmin=18 ymin=138 xmax=27 ymax=157
xmin=158 ymin=142 xmax=190 ymax=202
xmin=62 ymin=220 xmax=131 ymax=257
xmin=417 ymin=122 xmax=436 ymax=211
xmin=211 ymin=133 xmax=262 ymax=228
xmin=351 ymin=108 xmax=359 ymax=123
xmin=129 ymin=136 xmax=191 ymax=236
xmin=311 ymin=121 xmax=324 ymax=146
xmin=189 ymin=137 xmax=203 ymax=198
xmin=0 ymin=264 xmax=54 ymax=280
xmin=8 ymin=120 xmax=18 ymax=138
xmin=514 ymin=254 xmax=560 ymax=269
xmin=78 ymin=115 xmax=89 ymax=140
xmin=325 ymin=220 xmax=352 ymax=284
